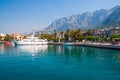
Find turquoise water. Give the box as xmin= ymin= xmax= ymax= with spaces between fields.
xmin=0 ymin=44 xmax=120 ymax=80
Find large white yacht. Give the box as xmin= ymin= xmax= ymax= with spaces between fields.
xmin=14 ymin=36 xmax=48 ymax=45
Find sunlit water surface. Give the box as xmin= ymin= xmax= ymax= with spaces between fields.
xmin=0 ymin=44 xmax=120 ymax=80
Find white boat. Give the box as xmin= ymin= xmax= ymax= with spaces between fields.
xmin=14 ymin=36 xmax=48 ymax=45
xmin=62 ymin=43 xmax=73 ymax=46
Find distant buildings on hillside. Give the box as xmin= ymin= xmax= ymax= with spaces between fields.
xmin=0 ymin=26 xmax=120 ymax=41
xmin=0 ymin=33 xmax=6 ymax=41
xmin=93 ymin=27 xmax=120 ymax=38
xmin=12 ymin=33 xmax=23 ymax=40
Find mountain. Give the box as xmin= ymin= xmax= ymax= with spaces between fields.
xmin=103 ymin=7 xmax=120 ymax=27
xmin=45 ymin=5 xmax=120 ymax=32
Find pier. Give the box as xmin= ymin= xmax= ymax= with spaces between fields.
xmin=48 ymin=42 xmax=120 ymax=50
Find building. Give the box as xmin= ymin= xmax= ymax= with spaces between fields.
xmin=12 ymin=33 xmax=23 ymax=40
xmin=0 ymin=33 xmax=6 ymax=41
xmin=109 ymin=28 xmax=120 ymax=36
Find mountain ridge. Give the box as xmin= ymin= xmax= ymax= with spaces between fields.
xmin=103 ymin=7 xmax=120 ymax=27
xmin=45 ymin=5 xmax=120 ymax=32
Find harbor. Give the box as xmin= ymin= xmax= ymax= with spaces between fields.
xmin=0 ymin=0 xmax=120 ymax=80
xmin=1 ymin=40 xmax=120 ymax=50
xmin=48 ymin=42 xmax=120 ymax=50
xmin=0 ymin=44 xmax=120 ymax=80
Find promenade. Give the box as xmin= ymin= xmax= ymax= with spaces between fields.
xmin=48 ymin=42 xmax=120 ymax=50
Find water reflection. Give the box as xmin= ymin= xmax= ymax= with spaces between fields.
xmin=16 ymin=45 xmax=48 ymax=56
xmin=48 ymin=45 xmax=120 ymax=64
xmin=0 ymin=44 xmax=16 ymax=55
xmin=0 ymin=44 xmax=5 ymax=54
xmin=0 ymin=44 xmax=120 ymax=80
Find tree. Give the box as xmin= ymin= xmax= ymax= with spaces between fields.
xmin=102 ymin=37 xmax=107 ymax=42
xmin=70 ymin=30 xmax=76 ymax=41
xmin=86 ymin=30 xmax=92 ymax=36
xmin=60 ymin=31 xmax=64 ymax=42
xmin=77 ymin=29 xmax=82 ymax=41
xmin=41 ymin=34 xmax=53 ymax=41
xmin=110 ymin=34 xmax=118 ymax=41
xmin=4 ymin=34 xmax=13 ymax=41
xmin=0 ymin=36 xmax=2 ymax=41
xmin=53 ymin=29 xmax=57 ymax=42
xmin=64 ymin=29 xmax=71 ymax=42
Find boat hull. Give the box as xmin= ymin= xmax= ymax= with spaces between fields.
xmin=14 ymin=41 xmax=48 ymax=45
xmin=62 ymin=43 xmax=73 ymax=46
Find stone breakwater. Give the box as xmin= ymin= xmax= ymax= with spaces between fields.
xmin=48 ymin=42 xmax=120 ymax=50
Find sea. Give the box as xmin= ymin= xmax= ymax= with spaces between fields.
xmin=0 ymin=44 xmax=120 ymax=80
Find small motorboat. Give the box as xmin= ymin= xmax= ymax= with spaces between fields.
xmin=62 ymin=43 xmax=73 ymax=46
xmin=5 ymin=41 xmax=11 ymax=45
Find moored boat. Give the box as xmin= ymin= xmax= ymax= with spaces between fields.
xmin=5 ymin=41 xmax=11 ymax=45
xmin=62 ymin=43 xmax=73 ymax=46
xmin=14 ymin=36 xmax=48 ymax=46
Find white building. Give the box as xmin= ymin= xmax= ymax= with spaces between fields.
xmin=0 ymin=33 xmax=6 ymax=41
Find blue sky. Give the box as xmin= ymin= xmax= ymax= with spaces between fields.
xmin=0 ymin=0 xmax=120 ymax=34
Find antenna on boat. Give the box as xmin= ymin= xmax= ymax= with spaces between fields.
xmin=39 ymin=31 xmax=42 ymax=39
xmin=31 ymin=32 xmax=35 ymax=38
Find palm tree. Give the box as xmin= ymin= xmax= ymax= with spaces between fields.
xmin=77 ymin=29 xmax=82 ymax=41
xmin=70 ymin=30 xmax=76 ymax=42
xmin=53 ymin=29 xmax=57 ymax=42
xmin=86 ymin=29 xmax=92 ymax=36
xmin=4 ymin=34 xmax=13 ymax=41
xmin=64 ymin=29 xmax=71 ymax=42
xmin=60 ymin=31 xmax=64 ymax=42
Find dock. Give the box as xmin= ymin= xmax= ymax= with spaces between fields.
xmin=48 ymin=42 xmax=120 ymax=50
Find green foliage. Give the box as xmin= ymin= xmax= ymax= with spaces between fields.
xmin=0 ymin=36 xmax=2 ymax=41
xmin=110 ymin=34 xmax=118 ymax=41
xmin=41 ymin=34 xmax=53 ymax=41
xmin=86 ymin=30 xmax=92 ymax=36
xmin=64 ymin=29 xmax=71 ymax=41
xmin=86 ymin=36 xmax=99 ymax=41
xmin=4 ymin=34 xmax=13 ymax=41
xmin=94 ymin=36 xmax=99 ymax=41
xmin=102 ymin=37 xmax=107 ymax=42
xmin=53 ymin=29 xmax=57 ymax=41
xmin=32 ymin=28 xmax=119 ymax=43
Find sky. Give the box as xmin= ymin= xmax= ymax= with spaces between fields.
xmin=0 ymin=0 xmax=120 ymax=34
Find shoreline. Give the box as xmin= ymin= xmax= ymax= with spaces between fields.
xmin=0 ymin=41 xmax=4 ymax=44
xmin=48 ymin=42 xmax=120 ymax=50
xmin=1 ymin=41 xmax=120 ymax=50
